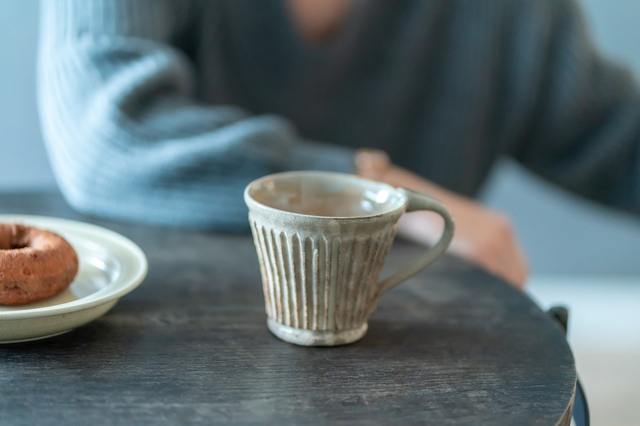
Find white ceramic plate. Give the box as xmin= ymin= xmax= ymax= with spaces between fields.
xmin=0 ymin=215 xmax=148 ymax=343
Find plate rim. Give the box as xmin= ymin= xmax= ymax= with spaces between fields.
xmin=0 ymin=215 xmax=148 ymax=320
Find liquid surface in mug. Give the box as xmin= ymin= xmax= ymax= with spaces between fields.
xmin=249 ymin=176 xmax=405 ymax=217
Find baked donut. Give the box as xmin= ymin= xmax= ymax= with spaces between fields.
xmin=0 ymin=223 xmax=78 ymax=306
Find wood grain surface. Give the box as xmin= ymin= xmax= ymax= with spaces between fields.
xmin=0 ymin=192 xmax=575 ymax=425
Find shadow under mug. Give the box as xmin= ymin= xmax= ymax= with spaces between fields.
xmin=244 ymin=171 xmax=454 ymax=346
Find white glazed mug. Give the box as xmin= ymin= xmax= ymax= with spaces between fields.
xmin=244 ymin=171 xmax=454 ymax=346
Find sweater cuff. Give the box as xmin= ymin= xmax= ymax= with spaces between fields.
xmin=285 ymin=140 xmax=355 ymax=174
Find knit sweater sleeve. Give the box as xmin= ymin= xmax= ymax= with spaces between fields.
xmin=508 ymin=0 xmax=640 ymax=214
xmin=38 ymin=0 xmax=354 ymax=230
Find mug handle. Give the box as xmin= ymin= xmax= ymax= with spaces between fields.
xmin=377 ymin=189 xmax=455 ymax=296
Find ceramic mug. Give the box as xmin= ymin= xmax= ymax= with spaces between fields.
xmin=244 ymin=171 xmax=454 ymax=346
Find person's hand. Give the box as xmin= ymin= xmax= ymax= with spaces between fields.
xmin=355 ymin=151 xmax=528 ymax=289
xmin=387 ymin=166 xmax=528 ymax=289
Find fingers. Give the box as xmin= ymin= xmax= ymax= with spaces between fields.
xmin=475 ymin=244 xmax=529 ymax=290
xmin=398 ymin=209 xmax=530 ymax=290
xmin=449 ymin=214 xmax=529 ymax=289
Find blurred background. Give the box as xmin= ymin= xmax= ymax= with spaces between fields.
xmin=1 ymin=1 xmax=639 ymax=423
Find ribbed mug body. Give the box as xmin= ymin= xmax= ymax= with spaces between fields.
xmin=249 ymin=212 xmax=401 ymax=345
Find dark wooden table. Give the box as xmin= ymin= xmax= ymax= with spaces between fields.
xmin=0 ymin=192 xmax=576 ymax=425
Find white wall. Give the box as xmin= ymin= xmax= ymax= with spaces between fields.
xmin=0 ymin=0 xmax=54 ymax=189
xmin=580 ymin=0 xmax=640 ymax=72
xmin=0 ymin=0 xmax=639 ymax=275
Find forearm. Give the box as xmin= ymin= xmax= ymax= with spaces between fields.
xmin=39 ymin=0 xmax=354 ymax=229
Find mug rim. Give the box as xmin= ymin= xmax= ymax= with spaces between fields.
xmin=244 ymin=171 xmax=408 ymax=221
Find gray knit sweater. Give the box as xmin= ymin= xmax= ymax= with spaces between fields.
xmin=38 ymin=0 xmax=640 ymax=230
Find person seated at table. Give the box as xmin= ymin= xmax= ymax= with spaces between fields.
xmin=38 ymin=0 xmax=640 ymax=289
